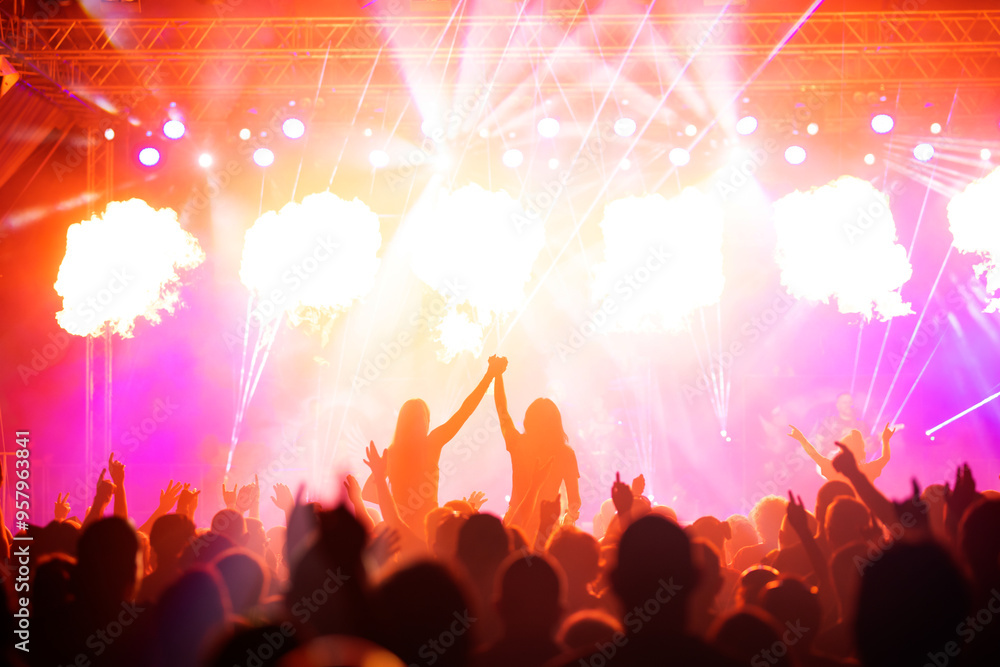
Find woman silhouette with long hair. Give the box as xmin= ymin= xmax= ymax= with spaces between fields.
xmin=363 ymin=356 xmax=505 ymax=532
xmin=493 ymin=357 xmax=581 ymax=540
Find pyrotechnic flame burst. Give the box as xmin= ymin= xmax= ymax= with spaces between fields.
xmin=54 ymin=199 xmax=204 ymax=337
xmin=948 ymin=167 xmax=1000 ymax=312
xmin=592 ymin=189 xmax=725 ymax=332
xmin=773 ymin=176 xmax=913 ymax=321
xmin=239 ymin=192 xmax=382 ymax=330
xmin=406 ymin=183 xmax=545 ymax=360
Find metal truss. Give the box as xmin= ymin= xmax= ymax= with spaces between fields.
xmin=2 ymin=10 xmax=1000 ymax=123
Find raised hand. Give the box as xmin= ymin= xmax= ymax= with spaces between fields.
xmin=893 ymin=479 xmax=930 ymax=535
xmin=158 ymin=480 xmax=184 ymax=513
xmin=367 ymin=524 xmax=401 ymax=567
xmin=222 ymin=483 xmax=238 ymax=509
xmin=94 ymin=468 xmax=116 ymax=506
xmin=364 ymin=441 xmax=388 ymax=480
xmin=832 ymin=442 xmax=860 ymax=477
xmin=271 ymin=482 xmax=294 ymax=513
xmin=612 ymin=472 xmax=633 ymax=517
xmin=54 ymin=493 xmax=71 ymax=522
xmin=464 ymin=491 xmax=487 ymax=511
xmin=236 ymin=474 xmax=260 ymax=514
xmin=944 ymin=463 xmax=979 ymax=529
xmin=786 ymin=491 xmax=810 ymax=538
xmin=881 ymin=423 xmax=897 ymax=443
xmin=177 ymin=484 xmax=200 ymax=519
xmin=631 ymin=473 xmax=646 ymax=497
xmin=788 ymin=425 xmax=807 ymax=442
xmin=540 ymin=494 xmax=562 ymax=529
xmin=108 ymin=452 xmax=125 ymax=486
xmin=487 ymin=355 xmax=508 ymax=377
xmin=344 ymin=474 xmax=363 ymax=501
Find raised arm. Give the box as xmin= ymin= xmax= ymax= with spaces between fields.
xmin=428 ymin=357 xmax=504 ymax=450
xmin=344 ymin=474 xmax=375 ymax=535
xmin=138 ymin=480 xmax=184 ymax=535
xmin=832 ymin=442 xmax=898 ymax=529
xmin=364 ymin=441 xmax=418 ymax=543
xmin=83 ymin=469 xmax=116 ymax=529
xmin=789 ymin=425 xmax=832 ymax=474
xmin=493 ymin=361 xmax=517 ymax=438
xmin=108 ymin=453 xmax=127 ymax=520
xmin=867 ymin=424 xmax=894 ymax=477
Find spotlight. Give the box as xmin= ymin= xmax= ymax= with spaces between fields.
xmin=871 ymin=114 xmax=894 ymax=134
xmin=620 ymin=158 xmax=631 ymax=170
xmin=104 ymin=128 xmax=115 ymax=141
xmin=981 ymin=149 xmax=992 ymax=161
xmin=807 ymin=122 xmax=819 ymax=135
xmin=930 ymin=122 xmax=942 ymax=135
xmin=368 ymin=149 xmax=389 ymax=168
xmin=720 ymin=429 xmax=727 ymax=437
xmin=537 ymin=117 xmax=560 ymax=138
xmin=253 ymin=148 xmax=274 ymax=167
xmin=548 ymin=158 xmax=559 ymax=170
xmin=239 ymin=128 xmax=251 ymax=141
xmin=282 ymin=118 xmax=305 ymax=139
xmin=478 ymin=128 xmax=489 ymax=138
xmin=502 ymin=148 xmax=523 ymax=168
xmin=363 ymin=128 xmax=373 ymax=137
xmin=864 ymin=153 xmax=876 ymax=165
xmin=736 ymin=115 xmax=758 ymax=135
xmin=785 ymin=145 xmax=806 ymax=165
xmin=614 ymin=117 xmax=636 ymax=138
xmin=684 ymin=124 xmax=697 ymax=137
xmin=138 ymin=147 xmax=160 ymax=167
xmin=198 ymin=153 xmax=213 ymax=168
xmin=668 ymin=147 xmax=690 ymax=166
xmin=914 ymin=143 xmax=934 ymax=162
xmin=163 ymin=120 xmax=185 ymax=140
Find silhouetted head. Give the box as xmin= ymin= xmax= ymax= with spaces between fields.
xmin=523 ymin=398 xmax=568 ymax=447
xmin=214 ymin=550 xmax=269 ymax=617
xmin=689 ymin=516 xmax=732 ymax=557
xmin=433 ymin=514 xmax=466 ymax=562
xmin=150 ymin=513 xmax=196 ymax=563
xmin=958 ymin=498 xmax=1000 ymax=593
xmin=760 ymin=577 xmax=821 ymax=651
xmin=750 ymin=495 xmax=788 ymax=545
xmin=74 ymin=516 xmax=140 ymax=613
xmin=426 ymin=507 xmax=457 ymax=545
xmin=711 ymin=608 xmax=795 ymax=667
xmin=32 ymin=554 xmax=75 ymax=618
xmin=815 ymin=481 xmax=855 ymax=537
xmin=830 ymin=542 xmax=868 ymax=621
xmin=557 ymin=610 xmax=623 ymax=653
xmin=211 ymin=509 xmax=248 ymax=547
xmin=157 ymin=567 xmax=230 ymax=666
xmin=371 ymin=561 xmax=474 ymax=667
xmin=495 ymin=552 xmax=563 ymax=638
xmin=611 ymin=515 xmax=695 ymax=628
xmin=825 ymin=497 xmax=872 ymax=551
xmin=393 ymin=398 xmax=431 ymax=447
xmin=546 ymin=526 xmax=600 ymax=591
xmin=456 ymin=513 xmax=510 ymax=583
xmin=725 ymin=515 xmax=757 ymax=565
xmin=736 ymin=565 xmax=779 ymax=608
xmin=856 ymin=541 xmax=969 ymax=667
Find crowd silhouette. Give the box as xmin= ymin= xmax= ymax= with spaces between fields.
xmin=6 ymin=356 xmax=1000 ymax=666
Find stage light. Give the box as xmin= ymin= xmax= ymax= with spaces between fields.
xmin=502 ymin=148 xmax=523 ymax=168
xmin=138 ymin=147 xmax=160 ymax=167
xmin=198 ymin=153 xmax=213 ymax=168
xmin=537 ymin=117 xmax=560 ymax=138
xmin=239 ymin=128 xmax=251 ymax=140
xmin=363 ymin=128 xmax=372 ymax=137
xmin=282 ymin=118 xmax=305 ymax=139
xmin=864 ymin=153 xmax=876 ymax=165
xmin=479 ymin=128 xmax=489 ymax=138
xmin=163 ymin=120 xmax=185 ymax=140
xmin=684 ymin=124 xmax=697 ymax=137
xmin=736 ymin=115 xmax=758 ymax=135
xmin=253 ymin=147 xmax=274 ymax=167
xmin=548 ymin=158 xmax=559 ymax=170
xmin=807 ymin=122 xmax=819 ymax=135
xmin=926 ymin=388 xmax=1000 ymax=436
xmin=784 ymin=145 xmax=806 ymax=165
xmin=104 ymin=128 xmax=115 ymax=141
xmin=914 ymin=143 xmax=934 ymax=161
xmin=368 ymin=149 xmax=389 ymax=168
xmin=620 ymin=158 xmax=631 ymax=170
xmin=720 ymin=429 xmax=727 ymax=437
xmin=930 ymin=122 xmax=942 ymax=135
xmin=981 ymin=148 xmax=992 ymax=161
xmin=668 ymin=147 xmax=690 ymax=166
xmin=871 ymin=114 xmax=894 ymax=134
xmin=614 ymin=117 xmax=636 ymax=137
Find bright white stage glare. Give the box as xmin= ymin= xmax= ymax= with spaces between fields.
xmin=239 ymin=128 xmax=251 ymax=140
xmin=548 ymin=158 xmax=559 ymax=170
xmin=253 ymin=148 xmax=274 ymax=167
xmin=785 ymin=145 xmax=807 ymax=165
xmin=198 ymin=153 xmax=213 ymax=168
xmin=368 ymin=149 xmax=389 ymax=168
xmin=620 ymin=158 xmax=631 ymax=170
xmin=282 ymin=118 xmax=305 ymax=139
xmin=914 ymin=143 xmax=935 ymax=162
xmin=668 ymin=147 xmax=690 ymax=166
xmin=684 ymin=124 xmax=697 ymax=137
xmin=537 ymin=117 xmax=560 ymax=138
xmin=363 ymin=128 xmax=372 ymax=137
xmin=104 ymin=128 xmax=115 ymax=141
xmin=736 ymin=115 xmax=758 ymax=135
xmin=502 ymin=149 xmax=523 ymax=168
xmin=138 ymin=147 xmax=160 ymax=167
xmin=981 ymin=149 xmax=992 ymax=161
xmin=614 ymin=117 xmax=636 ymax=137
xmin=807 ymin=122 xmax=819 ymax=135
xmin=947 ymin=166 xmax=1000 ymax=311
xmin=479 ymin=128 xmax=489 ymax=138
xmin=864 ymin=153 xmax=876 ymax=165
xmin=163 ymin=120 xmax=185 ymax=140
xmin=930 ymin=123 xmax=942 ymax=135
xmin=720 ymin=429 xmax=727 ymax=437
xmin=871 ymin=114 xmax=894 ymax=134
